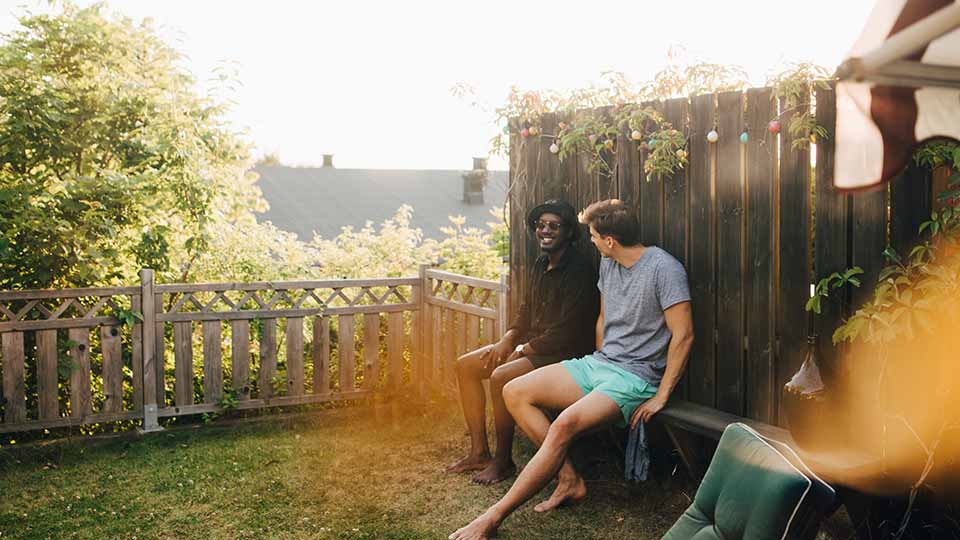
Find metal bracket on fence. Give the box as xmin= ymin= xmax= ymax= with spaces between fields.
xmin=138 ymin=404 xmax=164 ymax=434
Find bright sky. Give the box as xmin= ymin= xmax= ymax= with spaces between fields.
xmin=0 ymin=0 xmax=877 ymax=171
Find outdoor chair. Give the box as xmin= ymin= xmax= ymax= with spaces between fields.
xmin=661 ymin=423 xmax=836 ymax=540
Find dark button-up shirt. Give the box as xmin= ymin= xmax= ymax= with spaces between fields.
xmin=508 ymin=246 xmax=600 ymax=358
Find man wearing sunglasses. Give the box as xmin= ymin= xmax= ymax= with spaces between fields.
xmin=446 ymin=199 xmax=600 ymax=486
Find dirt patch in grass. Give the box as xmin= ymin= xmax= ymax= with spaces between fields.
xmin=0 ymin=401 xmax=851 ymax=539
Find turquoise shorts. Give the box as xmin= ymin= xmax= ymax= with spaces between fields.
xmin=562 ymin=355 xmax=657 ymax=427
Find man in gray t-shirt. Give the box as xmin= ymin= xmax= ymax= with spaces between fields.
xmin=450 ymin=200 xmax=694 ymax=540
xmin=593 ymin=245 xmax=691 ymax=387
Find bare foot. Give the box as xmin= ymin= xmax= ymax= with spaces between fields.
xmin=533 ymin=476 xmax=587 ymax=513
xmin=445 ymin=454 xmax=492 ymax=474
xmin=471 ymin=460 xmax=516 ymax=485
xmin=449 ymin=511 xmax=499 ymax=540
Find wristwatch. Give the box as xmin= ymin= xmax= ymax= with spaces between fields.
xmin=515 ymin=344 xmax=525 ymax=355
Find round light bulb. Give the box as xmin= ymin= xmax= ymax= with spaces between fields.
xmin=549 ymin=143 xmax=559 ymax=154
xmin=631 ymin=130 xmax=643 ymax=141
xmin=707 ymin=130 xmax=719 ymax=143
xmin=740 ymin=132 xmax=749 ymax=144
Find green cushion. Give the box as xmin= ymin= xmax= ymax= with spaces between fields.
xmin=662 ymin=423 xmax=835 ymax=540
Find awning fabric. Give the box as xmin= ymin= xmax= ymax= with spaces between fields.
xmin=835 ymin=0 xmax=960 ymax=191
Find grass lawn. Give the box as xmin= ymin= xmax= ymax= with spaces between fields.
xmin=0 ymin=400 xmax=698 ymax=540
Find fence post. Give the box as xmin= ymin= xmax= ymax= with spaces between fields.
xmin=415 ymin=264 xmax=430 ymax=398
xmin=139 ymin=269 xmax=163 ymax=433
xmin=497 ymin=269 xmax=509 ymax=337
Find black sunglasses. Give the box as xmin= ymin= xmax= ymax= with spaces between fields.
xmin=535 ymin=220 xmax=563 ymax=232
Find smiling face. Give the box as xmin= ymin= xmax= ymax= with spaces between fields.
xmin=588 ymin=223 xmax=614 ymax=257
xmin=535 ymin=212 xmax=568 ymax=253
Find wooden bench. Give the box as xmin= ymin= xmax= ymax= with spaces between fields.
xmin=659 ymin=400 xmax=886 ymax=489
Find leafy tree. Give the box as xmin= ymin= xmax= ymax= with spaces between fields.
xmin=0 ymin=2 xmax=255 ymax=289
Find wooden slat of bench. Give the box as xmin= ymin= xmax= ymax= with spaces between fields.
xmin=661 ymin=399 xmax=886 ymax=495
xmin=660 ymin=400 xmax=791 ymax=442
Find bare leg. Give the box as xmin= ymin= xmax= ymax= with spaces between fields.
xmin=446 ymin=345 xmax=495 ymax=473
xmin=472 ymin=358 xmax=535 ymax=485
xmin=449 ymin=366 xmax=621 ymax=540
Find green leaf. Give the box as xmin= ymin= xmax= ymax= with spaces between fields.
xmin=883 ymin=247 xmax=902 ymax=264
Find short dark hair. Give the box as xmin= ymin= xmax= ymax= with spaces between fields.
xmin=579 ymin=199 xmax=641 ymax=247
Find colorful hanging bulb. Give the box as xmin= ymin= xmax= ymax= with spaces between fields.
xmin=707 ymin=130 xmax=719 ymax=143
xmin=631 ymin=130 xmax=643 ymax=141
xmin=768 ymin=120 xmax=781 ymax=134
xmin=740 ymin=131 xmax=749 ymax=144
xmin=549 ymin=143 xmax=559 ymax=154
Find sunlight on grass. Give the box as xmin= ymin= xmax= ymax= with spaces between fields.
xmin=0 ymin=404 xmax=694 ymax=540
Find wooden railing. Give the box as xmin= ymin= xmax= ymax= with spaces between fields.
xmin=0 ymin=266 xmax=507 ymax=434
xmin=420 ymin=268 xmax=507 ymax=393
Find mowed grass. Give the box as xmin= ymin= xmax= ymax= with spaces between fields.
xmin=0 ymin=402 xmax=695 ymax=540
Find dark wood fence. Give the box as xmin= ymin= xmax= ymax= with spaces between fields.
xmin=508 ymin=83 xmax=935 ymax=426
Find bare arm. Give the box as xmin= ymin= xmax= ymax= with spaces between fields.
xmin=595 ymin=295 xmax=605 ymax=351
xmin=630 ymin=301 xmax=694 ymax=426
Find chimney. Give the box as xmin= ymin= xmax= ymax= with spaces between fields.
xmin=322 ymin=154 xmax=334 ymax=168
xmin=462 ymin=157 xmax=488 ymax=204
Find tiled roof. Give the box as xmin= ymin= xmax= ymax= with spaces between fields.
xmin=253 ymin=165 xmax=508 ymax=240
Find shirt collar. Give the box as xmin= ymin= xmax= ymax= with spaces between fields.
xmin=537 ymin=245 xmax=577 ymax=272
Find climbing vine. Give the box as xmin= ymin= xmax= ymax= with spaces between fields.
xmin=766 ymin=63 xmax=832 ymax=149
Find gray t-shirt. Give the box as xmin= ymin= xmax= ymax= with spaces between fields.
xmin=593 ymin=247 xmax=691 ymax=386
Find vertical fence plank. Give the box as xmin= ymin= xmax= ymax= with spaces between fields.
xmin=140 ymin=270 xmax=160 ymax=429
xmin=466 ymin=314 xmax=480 ymax=353
xmin=154 ymin=292 xmax=165 ymax=407
xmin=744 ymin=87 xmax=777 ymax=423
xmin=890 ymin=164 xmax=932 ymax=256
xmin=100 ymin=325 xmax=124 ymax=413
xmin=131 ymin=295 xmax=143 ymax=411
xmin=715 ymin=90 xmax=746 ymax=416
xmin=363 ymin=313 xmax=379 ymax=390
xmin=173 ymin=322 xmax=194 ymax=406
xmin=231 ymin=320 xmax=250 ymax=399
xmin=482 ymin=317 xmax=495 ymax=346
xmin=36 ymin=329 xmax=59 ymax=420
xmin=286 ymin=317 xmax=305 ymax=396
xmin=413 ymin=266 xmax=427 ymax=393
xmin=777 ymin=89 xmax=813 ymax=425
xmin=851 ymin=184 xmax=888 ymax=310
xmin=813 ymin=83 xmax=847 ymax=373
xmin=424 ymin=304 xmax=436 ymax=384
xmin=639 ymin=155 xmax=664 ymax=248
xmin=663 ymin=97 xmax=690 ymax=265
xmin=2 ymin=332 xmax=26 ymax=422
xmin=388 ymin=312 xmax=403 ymax=389
xmin=616 ymin=111 xmax=640 ymax=207
xmin=338 ymin=315 xmax=356 ymax=392
xmin=578 ymin=146 xmax=601 ymax=264
xmin=442 ymin=308 xmax=454 ymax=389
xmin=313 ymin=316 xmax=330 ymax=395
xmin=259 ymin=319 xmax=278 ymax=398
xmin=454 ymin=311 xmax=466 ymax=365
xmin=201 ymin=321 xmax=222 ymax=404
xmin=597 ymin=107 xmax=618 ymax=202
xmin=687 ymin=93 xmax=717 ymax=408
xmin=430 ymin=304 xmax=441 ymax=384
xmin=68 ymin=328 xmax=92 ymax=418
xmin=539 ymin=113 xmax=565 ymax=199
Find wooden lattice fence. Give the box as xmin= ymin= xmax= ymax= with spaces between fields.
xmin=0 ymin=267 xmax=507 ymax=434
